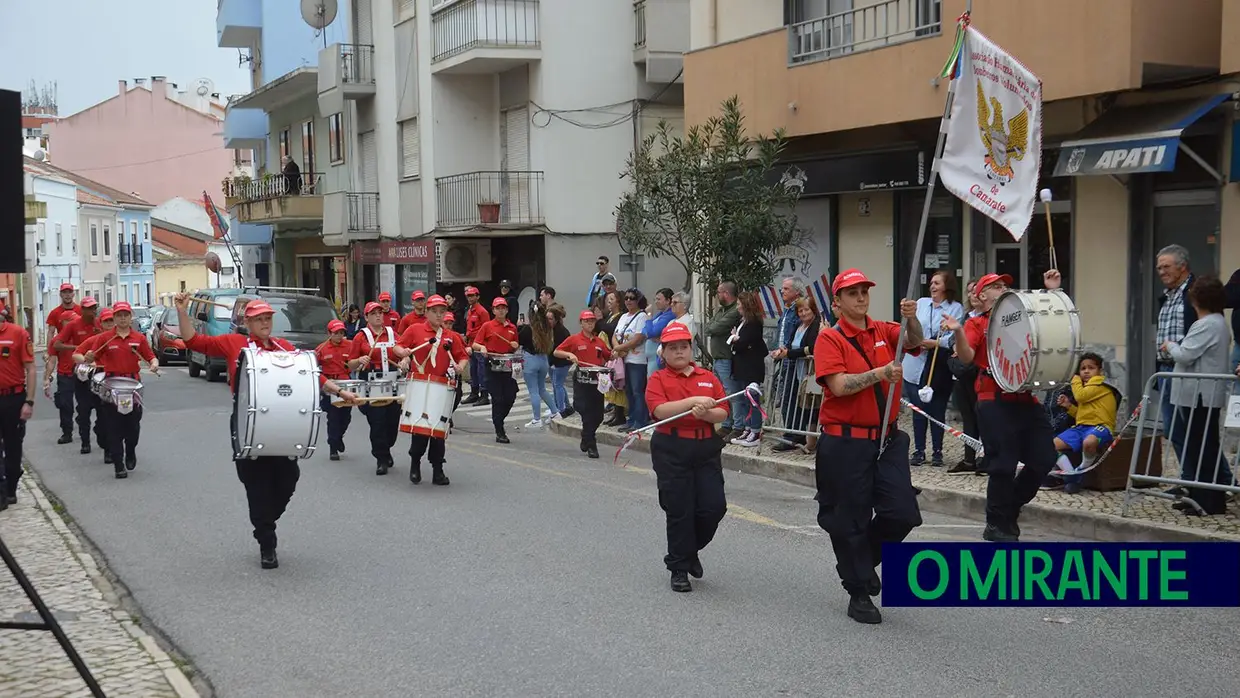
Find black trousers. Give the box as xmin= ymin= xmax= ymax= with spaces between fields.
xmin=409 ymin=434 xmax=446 ymax=467
xmin=73 ymin=379 xmax=106 ymax=449
xmin=815 ymin=430 xmax=922 ymax=595
xmin=573 ymin=377 xmax=604 ymax=448
xmin=488 ymin=369 xmax=518 ymax=434
xmin=650 ymin=432 xmax=728 ymax=572
xmin=953 ymin=375 xmax=980 ymax=464
xmin=319 ymin=394 xmax=353 ymax=452
xmin=976 ymin=400 xmax=1058 ymax=526
xmin=0 ymin=394 xmax=26 ymax=498
xmin=1179 ymin=404 xmax=1228 ymax=514
xmin=235 ymin=456 xmax=301 ymax=550
xmin=54 ymin=374 xmax=75 ymax=435
xmin=360 ymin=402 xmax=400 ymax=463
xmin=105 ymin=404 xmax=142 ymax=469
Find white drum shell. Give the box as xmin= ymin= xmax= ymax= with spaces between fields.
xmin=986 ymin=289 xmax=1081 ymax=392
xmin=233 ymin=347 xmax=322 ymax=459
xmin=575 ymin=367 xmax=609 ymax=385
xmin=486 ymin=353 xmax=522 ymax=373
xmin=399 ymin=376 xmax=456 ymax=438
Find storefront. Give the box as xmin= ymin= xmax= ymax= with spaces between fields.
xmin=352 ymin=239 xmax=434 ymax=313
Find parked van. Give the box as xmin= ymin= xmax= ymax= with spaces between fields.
xmin=186 ymin=288 xmax=245 ymax=381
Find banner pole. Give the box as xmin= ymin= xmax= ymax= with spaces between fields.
xmin=877 ymin=4 xmax=971 ymax=454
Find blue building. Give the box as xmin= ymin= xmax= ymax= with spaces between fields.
xmin=115 ymin=205 xmax=155 ymax=305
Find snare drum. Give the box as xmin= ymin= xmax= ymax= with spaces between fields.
xmin=486 ymin=353 xmax=522 ymax=373
xmin=399 ymin=373 xmax=456 ymax=439
xmin=574 ymin=366 xmax=610 ymax=385
xmin=364 ymin=376 xmax=403 ymax=405
xmin=101 ymin=377 xmax=143 ymax=415
xmin=232 ymin=347 xmax=322 ymax=460
xmin=90 ymin=372 xmax=108 ymax=400
xmin=332 ymin=379 xmax=368 ymax=400
xmin=74 ymin=363 xmax=98 ymax=382
xmin=986 ymin=289 xmax=1081 ymax=392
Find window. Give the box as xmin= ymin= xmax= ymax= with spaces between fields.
xmin=400 ymin=118 xmax=420 ymax=179
xmin=328 ymin=113 xmax=345 ymax=164
xmin=55 ymin=223 xmax=62 ymax=255
xmin=130 ymin=221 xmax=138 ymax=249
xmin=103 ymin=224 xmax=111 ymax=257
xmin=133 ymin=283 xmax=140 ymax=304
xmin=36 ymin=222 xmax=45 ymax=255
xmin=71 ymin=224 xmax=77 ymax=255
xmin=121 ymin=285 xmax=128 ymax=302
xmin=118 ymin=230 xmax=125 ymax=262
xmin=179 ymin=280 xmax=187 ymax=293
xmin=301 ymin=120 xmax=315 ymax=178
xmin=105 ymin=287 xmax=113 ymax=306
xmin=145 ymin=282 xmax=152 ymax=305
xmin=90 ymin=224 xmax=99 ymax=257
xmin=279 ymin=129 xmax=290 ymax=160
xmin=268 ymin=298 xmax=338 ymax=334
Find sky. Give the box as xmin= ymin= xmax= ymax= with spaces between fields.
xmin=0 ymin=0 xmax=251 ymax=115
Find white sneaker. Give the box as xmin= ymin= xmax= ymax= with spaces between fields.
xmin=730 ymin=429 xmax=752 ymax=445
xmin=739 ymin=431 xmax=761 ymax=448
xmin=544 ymin=412 xmax=560 ymax=425
xmin=524 ymin=419 xmax=543 ymax=429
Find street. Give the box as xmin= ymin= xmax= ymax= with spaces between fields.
xmin=18 ymin=367 xmax=1240 ymax=698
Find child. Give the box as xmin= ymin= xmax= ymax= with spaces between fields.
xmin=1052 ymin=352 xmax=1120 ymax=494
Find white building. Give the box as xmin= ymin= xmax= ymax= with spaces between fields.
xmin=23 ymin=162 xmax=79 ymax=342
xmin=150 ymin=197 xmax=241 ymax=289
xmin=76 ymin=191 xmax=122 ymax=306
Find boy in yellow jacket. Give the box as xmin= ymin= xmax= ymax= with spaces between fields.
xmin=1052 ymin=352 xmax=1119 ymax=493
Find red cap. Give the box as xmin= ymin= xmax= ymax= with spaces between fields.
xmin=443 ymin=312 xmax=455 ymax=323
xmin=244 ymin=300 xmax=275 ymax=318
xmin=80 ymin=297 xmax=99 ymax=309
xmin=59 ymin=282 xmax=74 ymax=292
xmin=61 ymin=312 xmax=80 ymax=325
xmin=327 ymin=319 xmax=346 ymax=333
xmin=112 ymin=301 xmax=133 ymax=314
xmin=364 ymin=301 xmax=383 ymax=316
xmin=832 ymin=269 xmax=876 ymax=295
xmin=378 ymin=292 xmax=392 ymax=302
xmin=491 ymin=297 xmax=508 ymax=308
xmin=98 ymin=308 xmax=114 ymax=322
xmin=975 ymin=273 xmax=1013 ymax=297
xmin=660 ymin=323 xmax=693 ymax=344
xmin=411 ymin=290 xmax=426 ymax=301
xmin=464 ymin=286 xmax=480 ymax=296
xmin=579 ymin=309 xmax=597 ymax=321
xmin=426 ymin=294 xmax=448 ymax=309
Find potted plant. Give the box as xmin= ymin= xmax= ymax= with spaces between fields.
xmin=477 ymin=200 xmax=501 ymax=224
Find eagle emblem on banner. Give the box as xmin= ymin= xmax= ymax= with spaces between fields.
xmin=976 ymin=81 xmax=1029 ymax=186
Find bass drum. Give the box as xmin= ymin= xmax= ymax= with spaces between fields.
xmin=986 ymin=289 xmax=1082 ymax=393
xmin=232 ymin=347 xmax=323 ymax=460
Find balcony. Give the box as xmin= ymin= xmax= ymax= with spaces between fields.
xmin=431 ymin=0 xmax=541 ymax=75
xmin=229 ymin=67 xmax=319 ymax=112
xmin=633 ymin=0 xmax=688 ymax=84
xmin=217 ymin=0 xmax=261 ymax=49
xmin=789 ymin=0 xmax=942 ymax=65
xmin=323 ymin=192 xmax=381 ymax=245
xmin=119 ymin=243 xmax=131 ymax=265
xmin=435 ymin=171 xmax=543 ymax=228
xmin=318 ymin=43 xmax=376 ymax=116
xmin=132 ymin=245 xmax=144 ymax=264
xmin=222 ymin=97 xmax=268 ymax=150
xmin=226 ymin=173 xmax=325 ymax=226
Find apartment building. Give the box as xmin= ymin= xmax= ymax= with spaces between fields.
xmin=218 ymin=0 xmax=687 ymax=313
xmin=22 ymin=162 xmax=77 ymax=341
xmin=686 ymin=0 xmax=1237 ymax=401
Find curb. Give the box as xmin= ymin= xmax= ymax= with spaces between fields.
xmin=548 ymin=420 xmax=1240 ymax=543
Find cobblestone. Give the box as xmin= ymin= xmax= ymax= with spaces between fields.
xmin=0 ymin=471 xmax=199 ymax=698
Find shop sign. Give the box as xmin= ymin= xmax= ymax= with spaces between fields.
xmin=353 ymin=240 xmax=434 ymax=264
xmin=1053 ymin=137 xmax=1180 ymax=177
xmin=769 ymin=149 xmax=928 ymax=198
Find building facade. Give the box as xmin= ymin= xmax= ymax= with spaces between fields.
xmin=217 ymin=0 xmax=688 ymax=315
xmin=685 ymin=0 xmax=1237 ymax=402
xmin=117 ymin=207 xmax=155 ymax=306
xmin=152 ymin=223 xmax=211 ymax=304
xmin=77 ymin=191 xmax=122 ymax=307
xmin=23 ymin=164 xmax=79 ymax=342
xmin=151 ymin=197 xmax=242 ymax=293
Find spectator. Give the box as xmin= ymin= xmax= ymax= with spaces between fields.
xmin=281 ymin=156 xmax=301 ymax=196
xmin=1154 ymin=244 xmax=1196 ymax=458
xmin=645 ymin=288 xmax=676 ymax=376
xmin=597 ymin=290 xmax=627 ymax=427
xmin=728 ymin=291 xmax=768 ymax=448
xmin=770 ymin=277 xmax=807 ymax=451
xmin=1051 ymin=352 xmax=1120 ymax=495
xmin=771 ymin=296 xmax=822 ymax=453
xmin=585 ymin=256 xmax=611 ymax=308
xmin=518 ymin=308 xmax=560 ymax=427
xmin=902 ymin=270 xmax=964 ymax=467
xmin=664 ymin=291 xmax=698 ymax=361
xmin=947 ymin=278 xmax=983 ymax=475
xmin=612 ymin=288 xmax=650 ymax=431
xmin=342 ymin=304 xmax=363 ymax=339
xmin=546 ymin=305 xmax=573 ymax=418
xmin=703 ymin=281 xmax=742 ymax=439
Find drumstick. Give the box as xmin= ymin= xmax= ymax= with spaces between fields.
xmin=1039 ymin=188 xmax=1057 ymax=271
xmin=331 ymin=395 xmax=406 ymax=408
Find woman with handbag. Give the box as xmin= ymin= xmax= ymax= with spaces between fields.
xmin=901 ymin=270 xmax=964 ymax=466
xmin=596 ymin=290 xmax=628 ymax=427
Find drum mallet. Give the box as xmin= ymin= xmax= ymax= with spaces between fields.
xmin=1039 ymin=188 xmax=1058 ymax=271
xmin=614 ymin=383 xmax=763 ymax=465
xmin=916 ymin=344 xmax=941 ymax=403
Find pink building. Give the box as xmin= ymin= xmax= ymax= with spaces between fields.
xmin=43 ymin=77 xmax=250 ymax=207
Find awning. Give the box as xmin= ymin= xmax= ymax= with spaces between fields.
xmin=228 ymin=218 xmax=273 ymax=246
xmin=1052 ymin=93 xmax=1229 ymax=177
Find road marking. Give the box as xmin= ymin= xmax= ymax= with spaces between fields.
xmin=918 ymin=524 xmax=982 ymax=529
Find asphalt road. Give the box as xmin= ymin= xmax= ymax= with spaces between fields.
xmin=16 ymin=365 xmax=1240 ymax=698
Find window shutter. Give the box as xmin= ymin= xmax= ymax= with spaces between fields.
xmin=361 ymin=131 xmax=378 ymax=191
xmin=503 ymin=107 xmax=529 ymax=172
xmin=401 ymin=119 xmax=420 ymax=178
xmin=356 ymin=0 xmax=374 ymax=44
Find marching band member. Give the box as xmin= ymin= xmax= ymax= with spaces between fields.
xmin=443 ymin=311 xmax=464 ymax=429
xmin=396 ymin=290 xmax=428 ymax=334
xmin=349 ymin=301 xmax=404 ymax=475
xmin=553 ymin=309 xmax=612 ymax=459
xmin=316 ymin=319 xmax=354 ymax=461
xmin=49 ymin=309 xmax=81 ymax=445
xmin=942 ymin=269 xmax=1062 ymax=543
xmin=471 ymin=297 xmax=520 ymax=444
xmin=377 ymin=291 xmax=402 ymax=328
xmin=396 ymin=295 xmax=468 ymax=485
xmin=645 ymin=323 xmax=729 ymax=593
xmin=0 ymin=307 xmax=36 ymax=511
xmin=81 ymin=302 xmax=159 ymax=478
xmin=71 ymin=308 xmax=116 ymax=465
xmin=172 ymin=293 xmax=360 ymax=570
xmin=55 ymin=298 xmax=106 ymax=456
xmin=813 ymin=269 xmax=924 ymax=625
xmin=461 ymin=286 xmax=491 ymax=406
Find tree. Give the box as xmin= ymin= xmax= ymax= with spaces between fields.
xmin=616 ymin=96 xmax=801 ymax=293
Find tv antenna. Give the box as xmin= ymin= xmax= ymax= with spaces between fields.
xmin=300 ymin=0 xmax=339 ymax=48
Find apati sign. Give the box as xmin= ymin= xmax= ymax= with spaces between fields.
xmin=939 ymin=29 xmax=1043 ymax=241
xmin=353 ymin=241 xmax=433 ymax=264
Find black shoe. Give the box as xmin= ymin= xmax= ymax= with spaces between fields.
xmin=80 ymin=444 xmax=90 ymax=455
xmin=103 ymin=452 xmax=113 ymax=465
xmin=931 ymin=454 xmax=944 ymax=467
xmin=580 ymin=441 xmax=588 ymax=453
xmin=717 ymin=427 xmax=733 ymax=440
xmin=432 ymin=468 xmax=450 ymax=486
xmin=689 ymin=558 xmax=704 ymax=579
xmin=114 ymin=470 xmax=127 ymax=480
xmin=847 ymin=593 xmax=882 ymax=624
xmin=125 ymin=457 xmax=137 ymax=472
xmin=337 ymin=442 xmax=346 ymax=453
xmin=983 ymin=523 xmax=1019 ymax=543
xmin=865 ymin=577 xmax=882 ymax=597
xmin=560 ymin=407 xmax=575 ymax=418
xmin=376 ymin=461 xmax=389 ymax=475
xmin=910 ymin=452 xmax=925 ymax=467
xmin=5 ymin=494 xmax=16 ymax=506
xmin=947 ymin=460 xmax=975 ymax=475
xmin=260 ymin=548 xmax=279 ymax=570
xmin=58 ymin=434 xmax=72 ymax=445
xmin=617 ymin=426 xmax=632 ymax=433
xmin=670 ymin=571 xmax=692 ymax=592
xmin=586 ymin=447 xmax=599 ymax=459
xmin=496 ymin=434 xmax=510 ymax=444
xmin=0 ymin=497 xmax=7 ymax=512
xmin=462 ymin=394 xmax=480 ymax=405
xmin=475 ymin=396 xmax=490 ymax=407
xmin=410 ymin=462 xmax=422 ymax=484
xmin=329 ymin=451 xmax=340 ymax=461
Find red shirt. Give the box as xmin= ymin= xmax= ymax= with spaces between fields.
xmin=396 ymin=310 xmax=426 ymax=335
xmin=555 ymin=332 xmax=612 ymax=366
xmin=47 ymin=304 xmax=80 ymax=330
xmin=349 ymin=325 xmax=401 ymax=373
xmin=646 ymin=364 xmax=728 ymax=435
xmin=315 ymin=339 xmax=351 ymax=380
xmin=53 ymin=317 xmax=101 ymax=375
xmin=474 ymin=319 xmax=519 ymax=354
xmin=182 ymin=333 xmax=301 ymax=390
xmin=465 ymin=303 xmax=490 ymax=342
xmin=397 ymin=323 xmax=468 ymax=378
xmin=0 ymin=322 xmax=35 ymax=389
xmin=76 ymin=333 xmax=108 ymax=355
xmin=814 ymin=317 xmax=919 ymax=428
xmin=92 ymin=329 xmax=156 ymax=378
xmin=383 ymin=309 xmax=401 ymax=328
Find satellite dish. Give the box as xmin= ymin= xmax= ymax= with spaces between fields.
xmin=195 ymin=78 xmax=214 ymax=97
xmin=300 ymin=0 xmax=338 ymax=29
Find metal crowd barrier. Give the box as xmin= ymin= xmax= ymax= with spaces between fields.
xmin=759 ymin=357 xmax=821 ymax=451
xmin=1122 ymin=371 xmax=1240 ymax=517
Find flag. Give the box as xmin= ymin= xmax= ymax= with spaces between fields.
xmin=938 ymin=27 xmax=1042 ymax=241
xmin=809 ymin=273 xmax=832 ymax=316
xmin=203 ymin=191 xmax=230 ymax=240
xmin=757 ymin=286 xmax=780 ymax=318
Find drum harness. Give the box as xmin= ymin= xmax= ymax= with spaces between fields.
xmin=361 ymin=326 xmax=402 ymax=381
xmin=407 ymin=327 xmax=447 ymax=376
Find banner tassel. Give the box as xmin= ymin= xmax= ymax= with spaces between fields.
xmin=938 ymin=11 xmax=971 ymax=79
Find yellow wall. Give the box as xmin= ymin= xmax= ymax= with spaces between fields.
xmin=837 ymin=192 xmax=895 ymax=321
xmin=155 ymin=262 xmax=208 ymax=304
xmin=1072 ymin=177 xmax=1130 ymax=363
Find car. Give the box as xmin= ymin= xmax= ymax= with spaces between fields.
xmin=145 ymin=305 xmax=167 ymax=348
xmin=228 ymin=292 xmax=339 ymax=352
xmin=150 ymin=305 xmax=187 ymax=363
xmin=131 ymin=305 xmax=153 ymax=334
xmin=186 ymin=288 xmax=246 ymax=381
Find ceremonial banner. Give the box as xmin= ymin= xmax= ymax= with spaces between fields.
xmin=939 ymin=28 xmax=1042 ymax=241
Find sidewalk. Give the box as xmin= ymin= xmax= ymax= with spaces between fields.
xmin=548 ymin=413 xmax=1240 ymax=542
xmin=0 ymin=471 xmax=200 ymax=698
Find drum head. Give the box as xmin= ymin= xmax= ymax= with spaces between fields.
xmin=986 ymin=291 xmax=1037 ymax=392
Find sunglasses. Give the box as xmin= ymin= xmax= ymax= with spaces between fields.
xmin=596 ymin=261 xmax=606 ymax=266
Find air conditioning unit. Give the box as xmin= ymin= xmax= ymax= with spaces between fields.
xmin=436 ymin=239 xmax=492 ymax=283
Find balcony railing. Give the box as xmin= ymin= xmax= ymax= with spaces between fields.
xmin=431 ymin=0 xmax=540 ymax=63
xmin=224 ymin=173 xmax=324 ymax=204
xmin=634 ymin=1 xmax=646 ymax=49
xmin=347 ymin=193 xmax=380 ymax=233
xmin=132 ymin=244 xmax=144 ymax=264
xmin=119 ymin=243 xmax=131 ymax=265
xmin=435 ymin=170 xmax=544 ymax=227
xmin=789 ymin=0 xmax=941 ymax=65
xmin=339 ymin=43 xmax=375 ymax=84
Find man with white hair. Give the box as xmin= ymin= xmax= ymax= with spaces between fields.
xmin=771 ymin=278 xmax=808 ymax=452
xmin=1154 ymin=244 xmax=1196 ymax=457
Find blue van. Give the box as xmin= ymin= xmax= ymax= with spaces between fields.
xmin=186 ymin=288 xmax=245 ymax=381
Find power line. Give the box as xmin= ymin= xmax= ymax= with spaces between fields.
xmin=69 ymin=147 xmax=226 ymax=173
xmin=530 ymin=68 xmax=685 ymax=131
